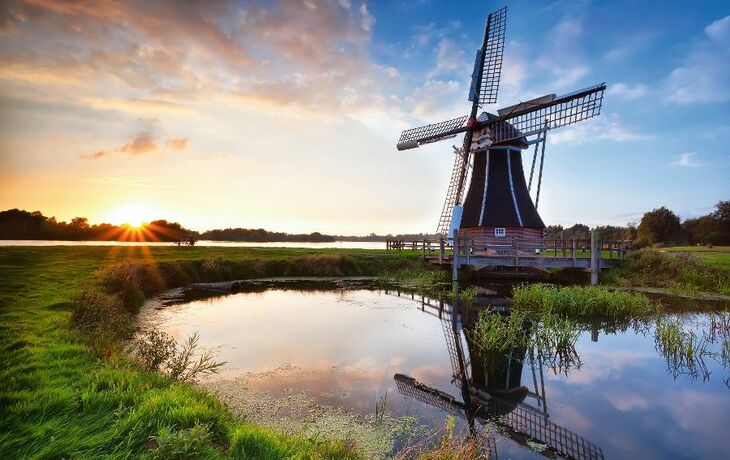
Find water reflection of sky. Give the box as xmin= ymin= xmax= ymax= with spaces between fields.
xmin=144 ymin=288 xmax=730 ymax=459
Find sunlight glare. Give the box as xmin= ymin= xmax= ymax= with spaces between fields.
xmin=107 ymin=203 xmax=158 ymax=228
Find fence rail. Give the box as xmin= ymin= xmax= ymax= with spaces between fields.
xmin=387 ymin=236 xmax=630 ymax=259
xmin=386 ymin=231 xmax=629 ymax=285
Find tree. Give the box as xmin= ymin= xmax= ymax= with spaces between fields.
xmin=637 ymin=206 xmax=683 ymax=246
xmin=546 ymin=225 xmax=563 ymax=239
xmin=712 ymin=200 xmax=730 ymax=222
xmin=565 ymin=224 xmax=590 ymax=240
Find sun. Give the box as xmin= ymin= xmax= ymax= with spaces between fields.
xmin=107 ymin=203 xmax=157 ymax=228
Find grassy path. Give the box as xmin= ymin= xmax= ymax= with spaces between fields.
xmin=0 ymin=247 xmax=420 ymax=459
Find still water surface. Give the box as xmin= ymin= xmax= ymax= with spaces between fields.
xmin=141 ymin=286 xmax=730 ymax=459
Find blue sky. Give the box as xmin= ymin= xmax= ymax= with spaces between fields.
xmin=0 ymin=0 xmax=728 ymax=233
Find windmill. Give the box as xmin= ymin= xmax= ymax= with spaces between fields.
xmin=397 ymin=6 xmax=605 ymax=250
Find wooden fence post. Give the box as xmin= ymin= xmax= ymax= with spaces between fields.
xmin=452 ymin=230 xmax=459 ymax=287
xmin=590 ymin=230 xmax=600 ymax=285
xmin=571 ymin=239 xmax=577 ymax=267
xmin=439 ymin=238 xmax=444 ymax=264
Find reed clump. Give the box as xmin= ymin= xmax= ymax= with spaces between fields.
xmin=512 ymin=284 xmax=660 ymax=319
xmin=469 ymin=309 xmax=581 ymax=373
xmin=654 ymin=315 xmax=712 ymax=380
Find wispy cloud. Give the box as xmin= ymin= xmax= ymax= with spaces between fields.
xmin=670 ymin=152 xmax=703 ymax=167
xmin=664 ymin=15 xmax=730 ymax=104
xmin=80 ymin=119 xmax=187 ymax=160
xmin=166 ymin=138 xmax=189 ymax=152
xmin=549 ymin=114 xmax=654 ymax=145
xmin=607 ymin=83 xmax=648 ymax=100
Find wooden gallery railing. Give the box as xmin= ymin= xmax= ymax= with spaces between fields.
xmin=386 ymin=233 xmax=631 ymax=285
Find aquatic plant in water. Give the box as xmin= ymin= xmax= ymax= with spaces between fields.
xmin=470 ymin=308 xmax=582 ymax=374
xmin=654 ymin=315 xmax=712 ymax=381
xmin=512 ymin=284 xmax=659 ymax=319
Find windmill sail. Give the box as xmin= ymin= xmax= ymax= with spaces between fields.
xmin=397 ymin=115 xmax=469 ymax=150
xmin=487 ymin=83 xmax=606 ymax=144
xmin=436 ymin=147 xmax=469 ymax=235
xmin=469 ymin=6 xmax=507 ymax=106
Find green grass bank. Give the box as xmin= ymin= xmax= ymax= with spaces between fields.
xmin=0 ymin=246 xmax=424 ymax=459
xmin=604 ymin=248 xmax=730 ymax=296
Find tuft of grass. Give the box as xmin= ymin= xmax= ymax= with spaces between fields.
xmin=512 ymin=284 xmax=660 ymax=319
xmin=148 ymin=424 xmax=217 ymax=460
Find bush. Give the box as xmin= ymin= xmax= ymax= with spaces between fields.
xmin=71 ymin=289 xmax=134 ymax=354
xmin=130 ymin=329 xmax=225 ymax=383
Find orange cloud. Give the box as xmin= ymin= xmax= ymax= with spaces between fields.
xmin=80 ymin=119 xmax=186 ymax=159
xmin=166 ymin=137 xmax=188 ymax=151
xmin=119 ymin=132 xmax=157 ymax=155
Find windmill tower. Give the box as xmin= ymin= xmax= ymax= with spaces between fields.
xmin=397 ymin=6 xmax=605 ymax=251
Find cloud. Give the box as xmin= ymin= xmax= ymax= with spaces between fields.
xmin=120 ymin=132 xmax=157 ymax=155
xmin=166 ymin=137 xmax=189 ymax=151
xmin=427 ymin=38 xmax=468 ymax=79
xmin=359 ymin=3 xmax=375 ymax=32
xmin=669 ymin=152 xmax=702 ymax=167
xmin=0 ymin=0 xmax=388 ymax=118
xmin=534 ymin=17 xmax=592 ymax=91
xmin=549 ymin=113 xmax=654 ymax=145
xmin=80 ymin=118 xmax=186 ymax=159
xmin=607 ymin=83 xmax=648 ymax=100
xmin=664 ymin=15 xmax=730 ymax=104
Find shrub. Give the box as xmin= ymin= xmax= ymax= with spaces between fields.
xmin=131 ymin=328 xmax=177 ymax=372
xmin=131 ymin=329 xmax=225 ymax=383
xmin=71 ymin=289 xmax=134 ymax=354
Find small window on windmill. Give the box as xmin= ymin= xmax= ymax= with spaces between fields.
xmin=494 ymin=228 xmax=506 ymax=237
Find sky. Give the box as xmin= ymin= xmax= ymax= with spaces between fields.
xmin=0 ymin=0 xmax=729 ymax=235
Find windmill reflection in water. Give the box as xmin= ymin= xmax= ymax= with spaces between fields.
xmin=389 ymin=291 xmax=603 ymax=460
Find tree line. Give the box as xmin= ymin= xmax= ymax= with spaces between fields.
xmin=0 ymin=209 xmax=196 ymax=242
xmin=2 ymin=201 xmax=728 ymax=245
xmin=547 ymin=200 xmax=729 ymax=247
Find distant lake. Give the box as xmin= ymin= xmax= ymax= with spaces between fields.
xmin=0 ymin=240 xmax=386 ymax=249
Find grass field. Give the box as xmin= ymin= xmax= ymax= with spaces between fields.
xmin=659 ymin=246 xmax=730 ymax=270
xmin=0 ymin=246 xmax=422 ymax=459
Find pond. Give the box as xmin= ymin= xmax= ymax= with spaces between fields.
xmin=140 ymin=283 xmax=730 ymax=459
